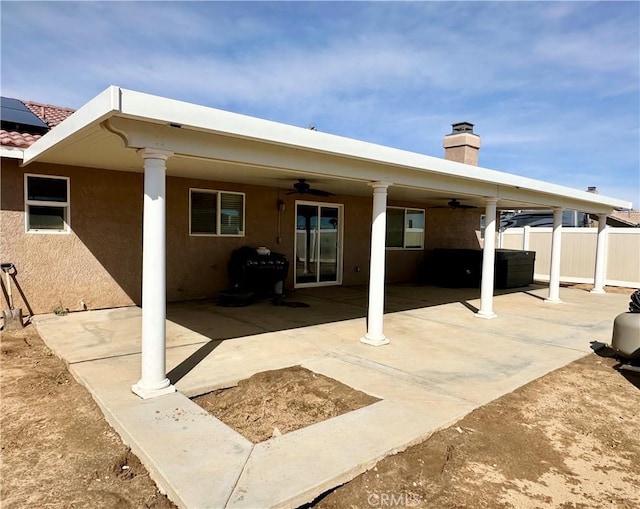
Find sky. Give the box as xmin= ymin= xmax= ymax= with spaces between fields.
xmin=1 ymin=1 xmax=639 ymax=208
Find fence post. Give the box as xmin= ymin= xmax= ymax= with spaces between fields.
xmin=591 ymin=215 xmax=608 ymax=293
xmin=523 ymin=225 xmax=531 ymax=251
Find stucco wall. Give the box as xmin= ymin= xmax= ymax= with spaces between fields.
xmin=1 ymin=158 xmax=143 ymax=314
xmin=425 ymin=208 xmax=483 ymax=250
xmin=165 ymin=177 xmax=281 ymax=301
xmin=2 ymin=158 xmax=480 ymax=314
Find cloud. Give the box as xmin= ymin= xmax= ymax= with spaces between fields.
xmin=1 ymin=1 xmax=638 ymax=207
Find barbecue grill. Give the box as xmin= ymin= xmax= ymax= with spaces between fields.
xmin=220 ymin=246 xmax=289 ymax=306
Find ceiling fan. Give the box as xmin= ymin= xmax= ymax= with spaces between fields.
xmin=287 ymin=178 xmax=334 ymax=197
xmin=433 ymin=198 xmax=478 ymax=210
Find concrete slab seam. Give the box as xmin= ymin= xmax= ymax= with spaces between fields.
xmin=318 ymin=350 xmax=477 ymax=406
xmin=399 ymin=310 xmax=603 ymax=351
xmin=223 ymin=443 xmax=256 ymax=509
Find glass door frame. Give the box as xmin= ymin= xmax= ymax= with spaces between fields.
xmin=293 ymin=200 xmax=344 ymax=288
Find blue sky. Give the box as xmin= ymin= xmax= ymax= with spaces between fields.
xmin=2 ymin=1 xmax=639 ymax=208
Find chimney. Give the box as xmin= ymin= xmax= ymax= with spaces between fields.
xmin=587 ymin=186 xmax=598 ymax=194
xmin=443 ymin=122 xmax=481 ymax=165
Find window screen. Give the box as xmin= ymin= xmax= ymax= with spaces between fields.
xmin=220 ymin=193 xmax=244 ymax=235
xmin=27 ymin=176 xmax=68 ymax=203
xmin=27 ymin=206 xmax=66 ymax=230
xmin=190 ymin=191 xmax=217 ymax=235
xmin=190 ymin=189 xmax=245 ymax=236
xmin=25 ymin=174 xmax=69 ymax=233
xmin=385 ymin=207 xmax=425 ymax=249
xmin=385 ymin=208 xmax=405 ymax=248
xmin=404 ymin=209 xmax=424 ymax=249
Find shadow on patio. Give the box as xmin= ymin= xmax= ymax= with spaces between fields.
xmin=165 ymin=283 xmax=547 ymax=384
xmin=33 ymin=283 xmax=631 ymax=509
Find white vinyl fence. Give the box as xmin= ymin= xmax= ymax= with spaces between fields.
xmin=500 ymin=227 xmax=640 ymax=289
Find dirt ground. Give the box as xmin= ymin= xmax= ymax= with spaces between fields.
xmin=312 ymin=354 xmax=640 ymax=509
xmin=194 ymin=366 xmax=380 ymax=443
xmin=2 ymin=317 xmax=640 ymax=509
xmin=566 ymin=283 xmax=635 ymax=295
xmin=1 ymin=326 xmax=175 ymax=509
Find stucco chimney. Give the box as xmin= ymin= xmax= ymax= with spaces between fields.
xmin=443 ymin=122 xmax=481 ymax=165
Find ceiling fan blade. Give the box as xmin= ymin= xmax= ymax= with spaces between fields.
xmin=307 ymin=188 xmax=334 ymax=197
xmin=444 ymin=198 xmax=477 ymax=209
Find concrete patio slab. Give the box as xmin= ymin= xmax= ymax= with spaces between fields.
xmin=33 ymin=284 xmax=631 ymax=509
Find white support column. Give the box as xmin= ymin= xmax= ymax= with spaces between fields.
xmin=522 ymin=225 xmax=531 ymax=251
xmin=591 ymin=213 xmax=608 ymax=294
xmin=132 ymin=148 xmax=176 ymax=399
xmin=476 ymin=198 xmax=498 ymax=319
xmin=361 ymin=181 xmax=392 ymax=346
xmin=545 ymin=207 xmax=563 ymax=303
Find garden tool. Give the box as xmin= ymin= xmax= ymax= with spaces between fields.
xmin=1 ymin=263 xmax=24 ymax=330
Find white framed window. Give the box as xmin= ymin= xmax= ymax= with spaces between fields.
xmin=385 ymin=207 xmax=425 ymax=249
xmin=189 ymin=188 xmax=245 ymax=236
xmin=24 ymin=174 xmax=70 ymax=233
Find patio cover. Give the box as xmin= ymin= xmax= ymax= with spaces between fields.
xmin=18 ymin=86 xmax=632 ymax=398
xmin=21 ymin=86 xmax=629 ymax=213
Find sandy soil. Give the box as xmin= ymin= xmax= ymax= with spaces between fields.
xmin=565 ymin=283 xmax=638 ymax=296
xmin=1 ymin=326 xmax=175 ymax=509
xmin=311 ymin=354 xmax=640 ymax=509
xmin=2 ymin=322 xmax=639 ymax=509
xmin=193 ymin=366 xmax=380 ymax=443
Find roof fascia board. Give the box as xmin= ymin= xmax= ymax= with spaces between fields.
xmin=106 ymin=116 xmax=500 ymax=198
xmin=497 ymin=186 xmax=615 ymax=214
xmin=107 ymin=109 xmax=631 ymax=211
xmin=117 ymin=88 xmax=631 ymax=210
xmin=19 ymin=86 xmax=630 ymax=212
xmin=0 ymin=146 xmax=24 ymax=159
xmin=22 ymin=86 xmax=122 ymax=165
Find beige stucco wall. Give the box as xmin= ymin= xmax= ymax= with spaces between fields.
xmin=1 ymin=158 xmax=143 ymax=314
xmin=424 ymin=208 xmax=483 ymax=250
xmin=2 ymin=158 xmax=481 ymax=313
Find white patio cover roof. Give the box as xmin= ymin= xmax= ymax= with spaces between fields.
xmin=22 ymin=86 xmax=631 ymax=213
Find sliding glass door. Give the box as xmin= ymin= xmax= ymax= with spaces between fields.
xmin=295 ymin=202 xmax=343 ymax=287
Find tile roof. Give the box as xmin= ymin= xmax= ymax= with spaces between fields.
xmin=0 ymin=130 xmax=42 ymax=148
xmin=1 ymin=99 xmax=75 ymax=148
xmin=23 ymin=100 xmax=75 ymax=128
xmin=611 ymin=210 xmax=640 ymax=226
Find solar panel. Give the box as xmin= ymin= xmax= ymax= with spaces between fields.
xmin=1 ymin=97 xmax=50 ymax=135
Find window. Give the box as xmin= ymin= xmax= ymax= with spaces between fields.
xmin=385 ymin=207 xmax=424 ymax=249
xmin=190 ymin=189 xmax=244 ymax=236
xmin=25 ymin=174 xmax=70 ymax=233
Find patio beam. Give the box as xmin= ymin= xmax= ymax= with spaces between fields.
xmin=591 ymin=213 xmax=608 ymax=294
xmin=132 ymin=148 xmax=176 ymax=399
xmin=361 ymin=181 xmax=392 ymax=346
xmin=545 ymin=207 xmax=563 ymax=303
xmin=476 ymin=197 xmax=498 ymax=319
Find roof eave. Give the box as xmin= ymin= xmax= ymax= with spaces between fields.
xmin=116 ymin=88 xmax=635 ymax=211
xmin=20 ymin=86 xmax=633 ymax=213
xmin=0 ymin=145 xmax=25 ymax=159
xmin=22 ymin=86 xmax=122 ymax=165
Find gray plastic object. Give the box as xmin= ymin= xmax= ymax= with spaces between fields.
xmin=610 ymin=290 xmax=640 ymax=359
